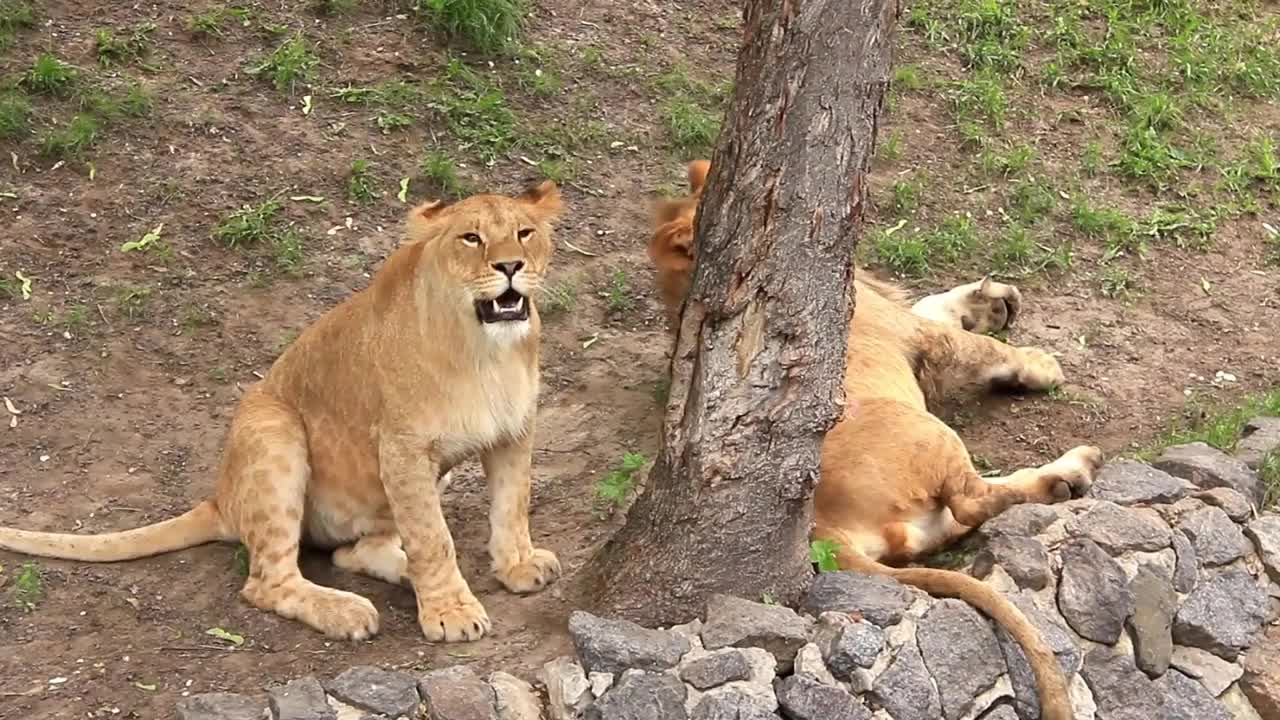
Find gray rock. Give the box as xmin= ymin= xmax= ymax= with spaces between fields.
xmin=1127 ymin=566 xmax=1177 ymax=677
xmin=700 ymin=595 xmax=809 ymax=671
xmin=569 ymin=611 xmax=690 ymax=675
xmin=540 ymin=657 xmax=591 ymax=720
xmin=979 ymin=707 xmax=1019 ymax=720
xmin=1241 ymin=625 xmax=1280 ymax=719
xmin=268 ymin=677 xmax=334 ymax=720
xmin=1080 ymin=646 xmax=1165 ymax=720
xmin=979 ymin=504 xmax=1060 ymax=539
xmin=793 ymin=642 xmax=837 ymax=687
xmin=1089 ymin=460 xmax=1193 ymax=505
xmin=870 ymin=640 xmax=941 ymax=720
xmin=588 ymin=672 xmax=613 ymax=699
xmin=917 ymin=599 xmax=1007 ymax=720
xmin=1067 ymin=501 xmax=1173 ymax=554
xmin=824 ymin=621 xmax=884 ymax=680
xmin=993 ymin=591 xmax=1082 ymax=720
xmin=327 ymin=666 xmax=420 ymax=718
xmin=1178 ymin=505 xmax=1249 ymax=567
xmin=488 ymin=671 xmax=543 ymax=720
xmin=587 ymin=671 xmax=687 ymax=720
xmin=1173 ymin=564 xmax=1272 ymax=660
xmin=1194 ymin=487 xmax=1254 ymax=522
xmin=1056 ymin=538 xmax=1134 ymax=643
xmin=774 ymin=675 xmax=870 ymax=720
xmin=1156 ymin=669 xmax=1233 ymax=720
xmin=1154 ymin=442 xmax=1262 ymax=507
xmin=1236 ymin=416 xmax=1280 ymax=470
xmin=177 ymin=693 xmax=265 ymax=720
xmin=1170 ymin=645 xmax=1242 ymax=696
xmin=689 ymin=692 xmax=778 ymax=720
xmin=972 ymin=535 xmax=1051 ymax=590
xmin=1171 ymin=530 xmax=1198 ymax=593
xmin=680 ymin=649 xmax=752 ymax=690
xmin=1245 ymin=514 xmax=1280 ymax=584
xmin=418 ymin=665 xmax=496 ymax=720
xmin=802 ymin=572 xmax=915 ymax=626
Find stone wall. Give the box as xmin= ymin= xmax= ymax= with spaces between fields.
xmin=176 ymin=419 xmax=1280 ymax=720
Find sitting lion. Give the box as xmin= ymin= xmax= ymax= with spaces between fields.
xmin=647 ymin=160 xmax=1102 ymax=720
xmin=0 ymin=181 xmax=566 ymax=643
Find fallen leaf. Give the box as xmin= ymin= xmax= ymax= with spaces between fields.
xmin=397 ymin=177 xmax=410 ymax=203
xmin=290 ymin=195 xmax=325 ymax=203
xmin=121 ymin=223 xmax=164 ymax=253
xmin=206 ymin=627 xmax=245 ymax=646
xmin=581 ymin=333 xmax=599 ymax=349
xmin=88 ymin=162 xmax=96 ymax=181
xmin=3 ymin=397 xmax=19 ymax=415
xmin=1200 ymin=277 xmax=1212 ymax=295
xmin=301 ymin=95 xmax=313 ymax=115
xmin=134 ymin=682 xmax=157 ymax=691
xmin=14 ymin=271 xmax=32 ymax=300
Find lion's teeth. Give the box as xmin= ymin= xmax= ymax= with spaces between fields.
xmin=492 ymin=300 xmax=501 ymax=314
xmin=516 ymin=297 xmax=525 ymax=311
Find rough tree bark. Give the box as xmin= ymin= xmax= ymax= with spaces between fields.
xmin=575 ymin=0 xmax=899 ymax=625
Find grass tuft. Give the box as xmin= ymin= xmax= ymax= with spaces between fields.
xmin=413 ymin=0 xmax=525 ymax=53
xmin=248 ymin=33 xmax=318 ymax=93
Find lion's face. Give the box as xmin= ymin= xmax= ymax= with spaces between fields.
xmin=408 ymin=180 xmax=563 ymax=342
xmin=647 ymin=160 xmax=710 ymax=332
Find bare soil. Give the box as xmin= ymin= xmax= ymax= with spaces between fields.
xmin=1 ymin=1 xmax=1278 ymax=718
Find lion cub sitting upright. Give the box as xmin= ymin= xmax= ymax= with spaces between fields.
xmin=0 ymin=181 xmax=565 ymax=643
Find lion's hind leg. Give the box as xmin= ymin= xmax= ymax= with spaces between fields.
xmin=333 ymin=534 xmax=408 ymax=585
xmin=220 ymin=390 xmax=380 ymax=640
xmin=943 ymin=445 xmax=1103 ymax=536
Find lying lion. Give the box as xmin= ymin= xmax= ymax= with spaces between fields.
xmin=648 ymin=160 xmax=1102 ymax=720
xmin=0 ymin=181 xmax=566 ymax=643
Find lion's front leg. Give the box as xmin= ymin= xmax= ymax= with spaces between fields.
xmin=379 ymin=435 xmax=491 ymax=642
xmin=918 ymin=322 xmax=1065 ymax=401
xmin=481 ymin=428 xmax=561 ymax=594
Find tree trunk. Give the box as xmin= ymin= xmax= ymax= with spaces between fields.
xmin=575 ymin=0 xmax=900 ymax=625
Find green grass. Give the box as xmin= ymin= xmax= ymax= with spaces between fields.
xmin=39 ymin=115 xmax=101 ymax=158
xmin=872 ymin=215 xmax=979 ymax=276
xmin=891 ymin=176 xmax=924 ymax=215
xmin=0 ymin=90 xmax=31 ymax=139
xmin=1138 ymin=388 xmax=1280 ymax=461
xmin=10 ymin=561 xmax=42 ymax=610
xmin=213 ymin=199 xmax=284 ymax=248
xmin=1099 ymin=267 xmax=1135 ymax=299
xmin=0 ymin=0 xmax=34 ymax=48
xmin=413 ymin=0 xmax=526 ymax=53
xmin=980 ymin=143 xmax=1035 ymax=176
xmin=421 ymin=151 xmax=468 ymax=196
xmin=23 ymin=53 xmax=78 ymax=96
xmin=605 ymin=269 xmax=632 ymax=313
xmin=347 ymin=159 xmax=378 ymax=204
xmin=94 ymin=22 xmax=155 ymax=67
xmin=248 ymin=33 xmax=318 ymax=93
xmin=112 ymin=285 xmax=152 ymax=319
xmin=311 ymin=0 xmax=356 ymax=15
xmin=540 ymin=281 xmax=576 ymax=317
xmin=664 ymin=98 xmax=720 ymax=156
xmin=1261 ymin=450 xmax=1280 ymax=509
xmin=595 ymin=452 xmax=648 ymax=509
xmin=428 ymin=58 xmax=516 ymax=162
xmin=271 ymin=230 xmax=305 ymax=276
xmin=1266 ymin=225 xmax=1280 ymax=266
xmin=537 ymin=158 xmax=573 ymax=183
xmin=1008 ymin=179 xmax=1056 ymax=223
xmin=189 ymin=5 xmax=253 ymax=37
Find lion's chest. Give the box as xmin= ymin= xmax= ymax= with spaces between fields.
xmin=430 ymin=361 xmax=538 ymax=462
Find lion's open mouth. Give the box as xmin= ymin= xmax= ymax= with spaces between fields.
xmin=475 ymin=287 xmax=529 ymax=323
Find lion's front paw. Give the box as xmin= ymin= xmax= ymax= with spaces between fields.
xmin=495 ymin=548 xmax=562 ymax=594
xmin=418 ymin=592 xmax=491 ymax=643
xmin=1016 ymin=347 xmax=1065 ymax=390
xmin=1046 ymin=445 xmax=1105 ymax=500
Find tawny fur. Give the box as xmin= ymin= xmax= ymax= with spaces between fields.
xmin=0 ymin=181 xmax=567 ymax=643
xmin=646 ymin=161 xmax=1105 ymax=720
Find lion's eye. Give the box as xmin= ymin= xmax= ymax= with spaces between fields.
xmin=517 ymin=227 xmax=534 ymax=241
xmin=461 ymin=233 xmax=483 ymax=247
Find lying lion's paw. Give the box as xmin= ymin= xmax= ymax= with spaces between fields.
xmin=495 ymin=548 xmax=562 ymax=594
xmin=1048 ymin=445 xmax=1104 ymax=500
xmin=1015 ymin=347 xmax=1065 ymax=390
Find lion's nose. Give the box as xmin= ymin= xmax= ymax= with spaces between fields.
xmin=492 ymin=261 xmax=524 ymax=278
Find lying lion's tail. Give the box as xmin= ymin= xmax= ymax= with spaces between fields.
xmin=828 ymin=535 xmax=1071 ymax=720
xmin=0 ymin=500 xmax=230 ymax=562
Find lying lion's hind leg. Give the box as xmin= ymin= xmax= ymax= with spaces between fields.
xmin=221 ymin=391 xmax=380 ymax=641
xmin=944 ymin=445 xmax=1103 ymax=533
xmin=333 ymin=534 xmax=408 ymax=585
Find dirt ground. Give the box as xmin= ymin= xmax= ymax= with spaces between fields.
xmin=1 ymin=1 xmax=1278 ymax=718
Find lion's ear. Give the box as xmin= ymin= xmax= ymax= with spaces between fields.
xmin=687 ymin=160 xmax=711 ymax=195
xmin=406 ymin=199 xmax=449 ymax=238
xmin=518 ymin=180 xmax=563 ymax=222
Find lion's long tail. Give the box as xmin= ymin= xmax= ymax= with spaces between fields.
xmin=829 ymin=536 xmax=1072 ymax=720
xmin=0 ymin=500 xmax=230 ymax=562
